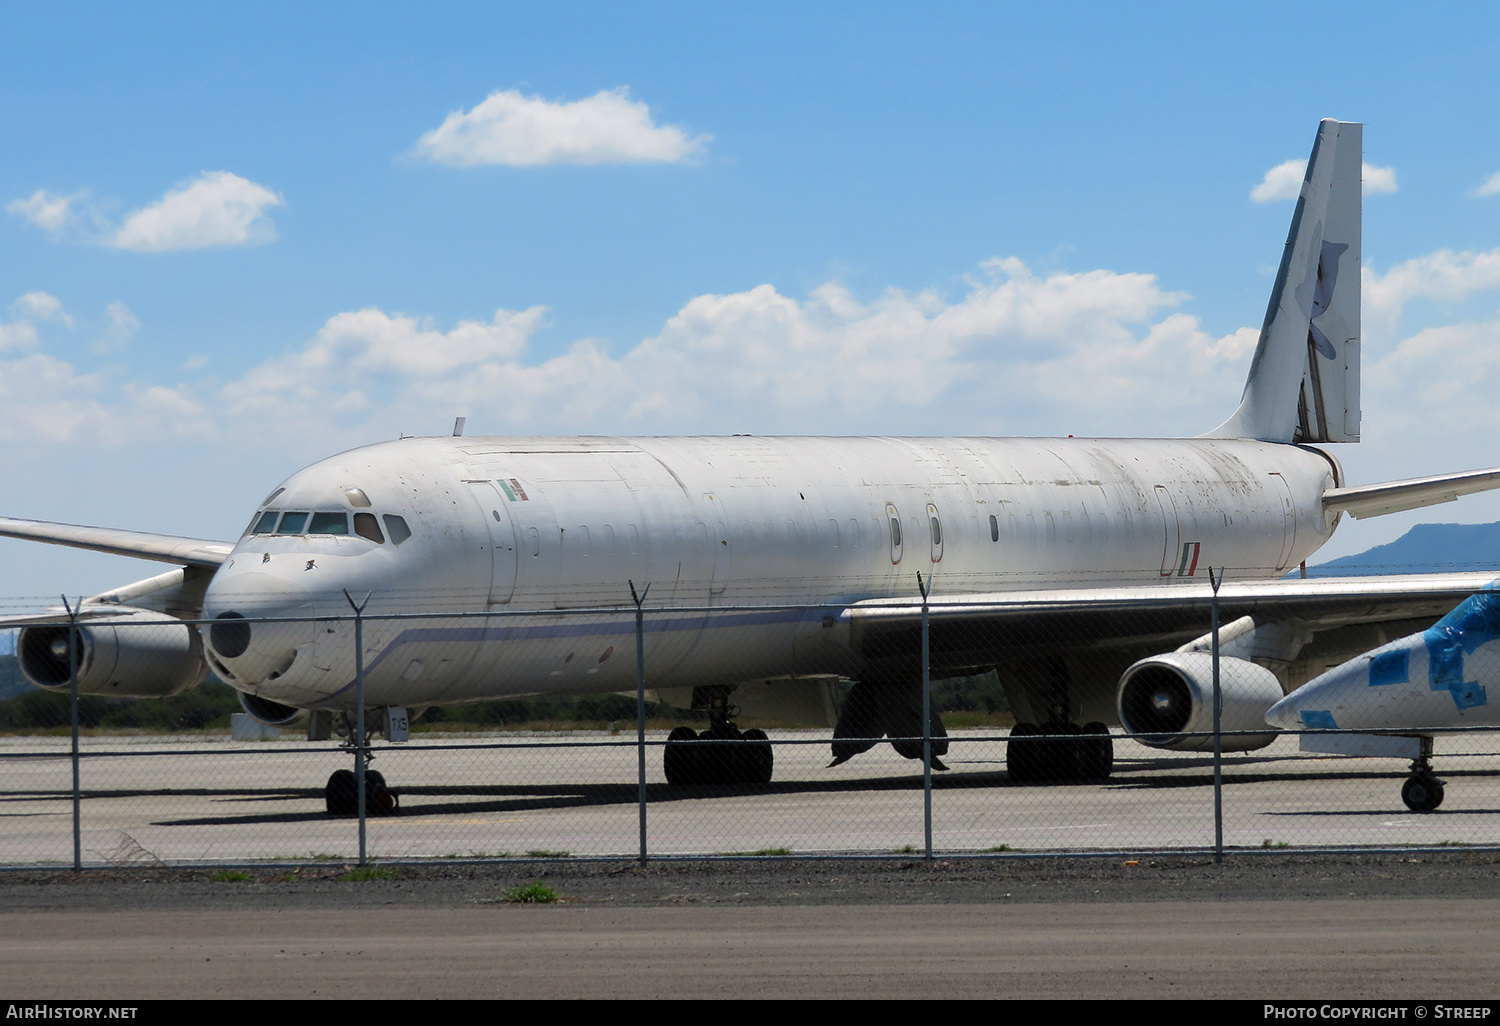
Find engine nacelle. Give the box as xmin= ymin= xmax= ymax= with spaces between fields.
xmin=17 ymin=608 xmax=209 ymax=698
xmin=238 ymin=692 xmax=308 ymax=727
xmin=1116 ymin=653 xmax=1282 ymax=752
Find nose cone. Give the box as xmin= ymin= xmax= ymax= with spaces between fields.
xmin=203 ymin=570 xmax=315 ymax=684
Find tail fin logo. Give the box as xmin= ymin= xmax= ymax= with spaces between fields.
xmin=1309 ymin=240 xmax=1350 ymax=360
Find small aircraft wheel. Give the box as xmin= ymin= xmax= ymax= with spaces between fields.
xmin=742 ymin=728 xmax=774 ymax=785
xmin=325 ymin=769 xmax=357 ymax=817
xmin=1402 ymin=773 xmax=1445 ymax=812
xmin=365 ymin=771 xmax=397 ymax=817
xmin=1079 ymin=722 xmax=1114 ymax=781
xmin=1007 ymin=722 xmax=1042 ymax=784
xmin=663 ymin=726 xmax=699 ymax=786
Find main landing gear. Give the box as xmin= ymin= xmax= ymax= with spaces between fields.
xmin=663 ymin=687 xmax=774 ymax=787
xmin=1401 ymin=736 xmax=1445 ymax=812
xmin=1006 ymin=720 xmax=1114 ymax=784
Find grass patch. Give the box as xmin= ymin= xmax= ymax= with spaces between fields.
xmin=1261 ymin=839 xmax=1290 ymax=849
xmin=440 ymin=850 xmax=512 ymax=859
xmin=981 ymin=845 xmax=1015 ymax=853
xmin=211 ymin=869 xmax=251 ymax=882
xmin=729 ymin=848 xmax=791 ymax=857
xmin=892 ymin=845 xmax=920 ymax=854
xmin=338 ymin=866 xmax=396 ymax=881
xmin=524 ymin=849 xmax=570 ymax=859
xmin=501 ymin=882 xmax=559 ymax=904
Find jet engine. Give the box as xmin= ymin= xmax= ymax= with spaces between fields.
xmin=17 ymin=608 xmax=209 ymax=698
xmin=1115 ymin=652 xmax=1282 ymax=752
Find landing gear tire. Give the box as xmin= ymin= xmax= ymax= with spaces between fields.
xmin=663 ymin=726 xmax=700 ymax=786
xmin=742 ymin=728 xmax=774 ymax=785
xmin=324 ymin=768 xmax=398 ymax=817
xmin=1402 ymin=773 xmax=1445 ymax=812
xmin=1007 ymin=722 xmax=1043 ymax=784
xmin=1009 ymin=721 xmax=1113 ymax=784
xmin=1079 ymin=722 xmax=1114 ymax=781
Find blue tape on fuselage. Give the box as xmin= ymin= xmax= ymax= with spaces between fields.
xmin=1300 ymin=710 xmax=1338 ymax=729
xmin=1422 ymin=590 xmax=1498 ymax=711
xmin=1368 ymin=649 xmax=1409 ymax=687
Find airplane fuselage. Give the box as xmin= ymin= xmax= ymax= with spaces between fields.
xmin=201 ymin=434 xmax=1342 ymax=712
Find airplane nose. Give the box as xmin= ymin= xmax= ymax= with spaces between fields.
xmin=204 ymin=571 xmax=316 ymax=683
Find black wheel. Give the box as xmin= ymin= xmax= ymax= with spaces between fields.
xmin=663 ymin=726 xmax=699 ymax=786
xmin=325 ymin=769 xmax=357 ymax=817
xmin=1402 ymin=773 xmax=1445 ymax=812
xmin=365 ymin=770 xmax=398 ymax=816
xmin=1008 ymin=722 xmax=1042 ymax=784
xmin=742 ymin=728 xmax=774 ymax=784
xmin=1038 ymin=720 xmax=1082 ymax=781
xmin=1079 ymin=722 xmax=1114 ymax=781
xmin=697 ymin=725 xmax=743 ymax=785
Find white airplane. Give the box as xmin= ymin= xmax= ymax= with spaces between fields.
xmin=6 ymin=119 xmax=1500 ymax=814
xmin=1266 ymin=587 xmax=1500 ymax=812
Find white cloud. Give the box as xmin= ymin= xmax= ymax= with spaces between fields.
xmin=1250 ymin=160 xmax=1397 ymax=201
xmin=94 ymin=302 xmax=140 ymax=354
xmin=109 ymin=172 xmax=283 ymax=252
xmin=415 ymin=88 xmax=709 ymax=167
xmin=4 ymin=189 xmax=85 ymax=234
xmin=1251 ymin=160 xmax=1306 ymax=202
xmin=1473 ymin=171 xmax=1500 ymax=198
xmin=212 ymin=259 xmax=1251 ymax=441
xmin=1364 ymin=249 xmax=1500 ymax=339
xmin=1362 ymin=162 xmax=1398 ymax=194
xmin=14 ymin=292 xmax=72 ymax=326
xmin=0 ymin=320 xmax=39 ymax=352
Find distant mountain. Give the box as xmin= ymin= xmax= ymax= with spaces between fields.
xmin=1309 ymin=521 xmax=1500 ymax=578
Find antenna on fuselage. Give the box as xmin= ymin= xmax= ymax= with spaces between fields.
xmin=452 ymin=416 xmax=467 ymax=437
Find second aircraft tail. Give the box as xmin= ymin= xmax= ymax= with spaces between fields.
xmin=1208 ymin=118 xmax=1362 ymax=444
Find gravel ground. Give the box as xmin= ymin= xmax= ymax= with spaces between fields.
xmin=6 ymin=850 xmax=1500 ymax=909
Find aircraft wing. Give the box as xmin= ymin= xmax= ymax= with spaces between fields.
xmin=0 ymin=517 xmax=233 ymax=568
xmin=848 ymin=572 xmax=1500 ymax=671
xmin=1323 ymin=467 xmax=1500 ymax=519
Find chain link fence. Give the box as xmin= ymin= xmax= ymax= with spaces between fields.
xmin=3 ymin=587 xmax=1498 ymax=867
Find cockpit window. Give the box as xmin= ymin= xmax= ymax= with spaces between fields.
xmin=309 ymin=512 xmax=349 ymax=535
xmin=353 ymin=512 xmax=384 ymax=543
xmin=383 ymin=514 xmax=412 ymax=545
xmin=276 ymin=512 xmax=309 ymax=534
xmin=249 ymin=511 xmax=278 ymax=535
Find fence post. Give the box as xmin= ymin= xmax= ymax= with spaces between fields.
xmin=344 ymin=590 xmax=371 ymax=866
xmin=1209 ymin=567 xmax=1223 ymax=863
xmin=630 ymin=580 xmax=650 ymax=867
xmin=63 ymin=596 xmax=81 ymax=872
xmin=918 ymin=573 xmax=933 ymax=862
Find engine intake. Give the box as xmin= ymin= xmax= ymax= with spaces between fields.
xmin=18 ymin=608 xmax=209 ymax=698
xmin=1116 ymin=653 xmax=1282 ymax=752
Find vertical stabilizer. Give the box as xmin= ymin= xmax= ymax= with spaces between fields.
xmin=1208 ymin=119 xmax=1362 ymax=443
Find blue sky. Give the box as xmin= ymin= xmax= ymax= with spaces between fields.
xmin=3 ymin=2 xmax=1500 ymax=599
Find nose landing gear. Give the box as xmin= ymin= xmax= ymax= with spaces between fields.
xmin=1400 ymin=736 xmax=1446 ymax=812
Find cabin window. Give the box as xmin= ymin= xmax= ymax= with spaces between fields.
xmin=309 ymin=512 xmax=349 ymax=535
xmin=353 ymin=512 xmax=384 ymax=543
xmin=276 ymin=512 xmax=309 ymax=534
xmin=927 ymin=502 xmax=944 ymax=562
xmin=383 ymin=514 xmax=412 ymax=545
xmin=886 ymin=502 xmax=903 ymax=564
xmin=989 ymin=514 xmax=1000 ymax=542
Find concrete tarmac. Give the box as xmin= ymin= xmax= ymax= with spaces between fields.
xmin=5 ymin=856 xmax=1500 ymax=1000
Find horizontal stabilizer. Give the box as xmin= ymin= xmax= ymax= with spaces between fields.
xmin=1322 ymin=467 xmax=1500 ymax=520
xmin=0 ymin=517 xmax=233 ymax=568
